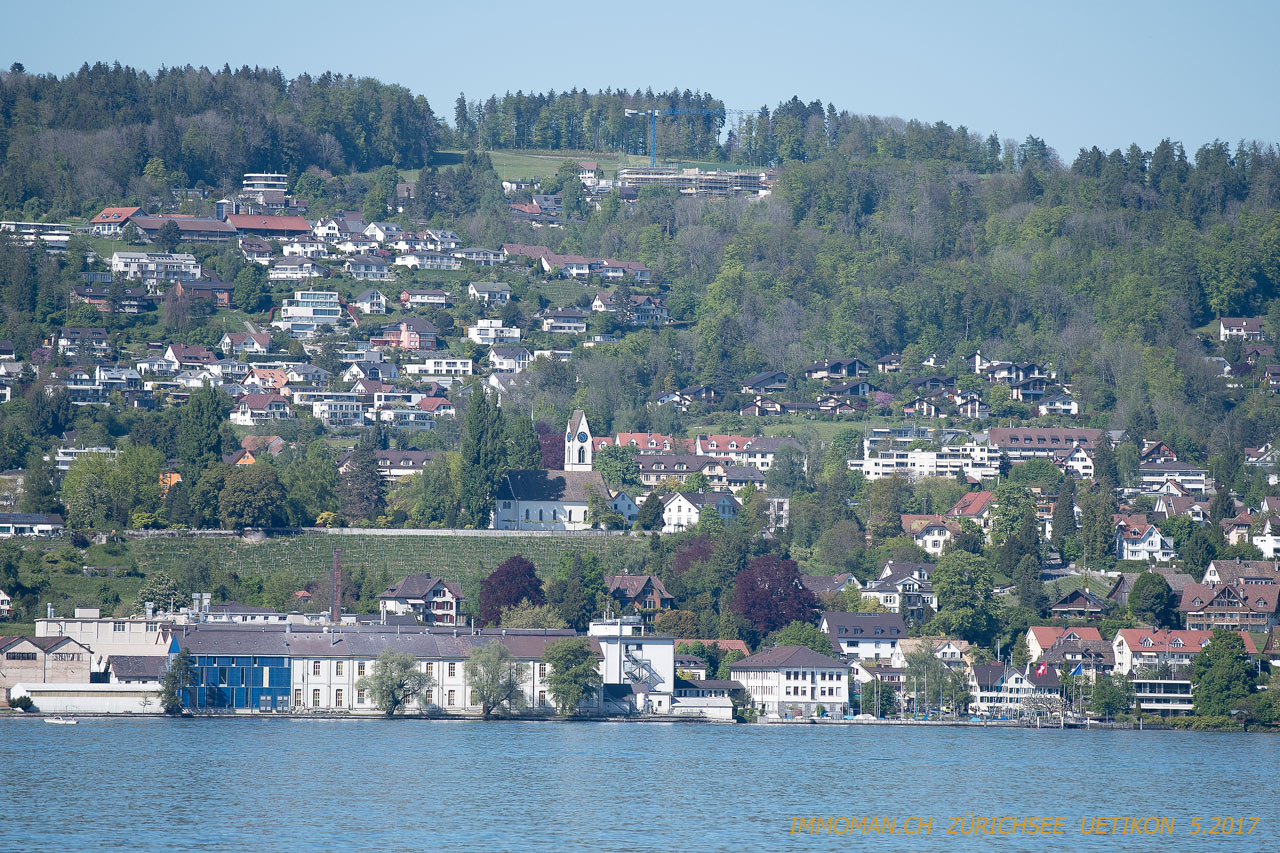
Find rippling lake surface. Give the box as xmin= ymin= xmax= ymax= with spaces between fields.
xmin=2 ymin=718 xmax=1276 ymax=852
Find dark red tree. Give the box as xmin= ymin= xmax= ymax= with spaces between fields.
xmin=732 ymin=555 xmax=819 ymax=635
xmin=670 ymin=536 xmax=714 ymax=576
xmin=535 ymin=421 xmax=564 ymax=470
xmin=478 ymin=555 xmax=545 ymax=626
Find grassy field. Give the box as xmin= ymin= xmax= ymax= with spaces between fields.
xmin=530 ymin=279 xmax=593 ymax=306
xmin=366 ymin=148 xmax=740 ymax=185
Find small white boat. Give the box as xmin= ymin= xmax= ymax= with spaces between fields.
xmin=44 ymin=716 xmax=78 ymax=725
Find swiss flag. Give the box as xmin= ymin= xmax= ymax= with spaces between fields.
xmin=1035 ymin=661 xmax=1048 ymax=677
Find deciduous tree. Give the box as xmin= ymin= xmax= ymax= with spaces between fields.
xmin=544 ymin=636 xmax=601 ymax=715
xmin=479 ymin=555 xmax=544 ymax=626
xmin=357 ymin=649 xmax=435 ymax=716
xmin=465 ymin=641 xmax=529 ymax=718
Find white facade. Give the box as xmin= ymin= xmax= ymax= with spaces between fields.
xmin=564 ymin=410 xmax=593 ymax=472
xmin=850 ymin=443 xmax=1000 ymax=481
xmin=274 ymin=290 xmax=343 ymax=337
xmin=467 ymin=319 xmax=521 ymax=345
xmin=111 ymin=252 xmax=201 ymax=286
xmin=589 ymin=619 xmax=676 ymax=707
xmin=404 ymin=358 xmax=474 ymax=377
xmin=730 ymin=650 xmax=849 ymax=718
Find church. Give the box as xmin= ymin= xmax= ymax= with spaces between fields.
xmin=491 ymin=410 xmax=611 ymax=530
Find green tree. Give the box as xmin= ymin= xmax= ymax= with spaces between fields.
xmin=1089 ymin=673 xmax=1134 ymax=720
xmin=1128 ymin=571 xmax=1178 ymax=628
xmin=218 ymin=464 xmax=286 ymax=530
xmin=156 ymin=219 xmax=182 ymax=252
xmin=465 ymin=641 xmax=529 ymax=718
xmin=765 ymin=444 xmax=807 ymax=496
xmin=593 ymin=444 xmax=641 ymax=487
xmin=134 ymin=571 xmax=181 ymax=614
xmin=928 ymin=551 xmax=999 ymax=646
xmin=19 ymin=450 xmax=59 ymax=514
xmin=1012 ymin=553 xmax=1048 ymax=616
xmin=635 ymin=491 xmax=665 ymax=531
xmin=177 ymin=385 xmax=230 ymax=477
xmin=356 ymin=649 xmax=436 ymax=716
xmin=1192 ymin=629 xmax=1256 ymax=716
xmin=504 ymin=414 xmax=543 ymax=471
xmin=460 ymin=386 xmax=503 ymax=527
xmin=158 ymin=649 xmax=194 ymax=715
xmin=1092 ymin=433 xmax=1119 ymax=489
xmin=989 ymin=483 xmax=1034 ymax=546
xmin=764 ymin=620 xmax=833 ymax=654
xmin=337 ymin=442 xmax=385 ymax=523
xmin=232 ymin=264 xmax=267 ymax=313
xmin=544 ymin=637 xmax=602 ymax=715
xmin=499 ymin=599 xmax=569 ymax=629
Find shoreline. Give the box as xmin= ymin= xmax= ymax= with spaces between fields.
xmin=3 ymin=710 xmax=1268 ymax=731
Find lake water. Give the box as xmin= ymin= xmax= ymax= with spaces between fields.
xmin=2 ymin=719 xmax=1276 ymax=852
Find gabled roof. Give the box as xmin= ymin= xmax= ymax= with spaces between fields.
xmin=729 ymin=645 xmax=846 ymax=670
xmin=377 ymin=573 xmax=462 ymax=601
xmin=604 ymin=574 xmax=672 ymax=601
xmin=947 ymin=491 xmax=995 ymax=518
xmin=495 ymin=469 xmax=607 ymax=504
xmin=90 ymin=206 xmax=143 ymax=224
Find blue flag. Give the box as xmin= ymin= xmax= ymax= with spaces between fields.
xmin=1070 ymin=663 xmax=1083 ymax=677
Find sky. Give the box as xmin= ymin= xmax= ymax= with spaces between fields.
xmin=3 ymin=0 xmax=1277 ymax=159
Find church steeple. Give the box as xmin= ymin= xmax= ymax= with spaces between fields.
xmin=564 ymin=410 xmax=593 ymax=471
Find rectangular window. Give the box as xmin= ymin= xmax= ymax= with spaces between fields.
xmin=470 ymin=690 xmax=479 ymax=706
xmin=447 ymin=689 xmax=456 ymax=706
xmin=313 ymin=661 xmax=321 ymax=676
xmin=312 ymin=689 xmax=321 ymax=707
xmin=357 ymin=662 xmax=366 ymax=677
xmin=425 ymin=663 xmax=433 ymax=677
xmin=335 ymin=689 xmax=344 ymax=707
xmin=5 ymin=652 xmax=36 ymax=661
xmin=113 ymin=622 xmax=126 ymax=632
xmin=357 ymin=689 xmax=366 ymax=704
xmin=448 ymin=663 xmax=456 ymax=678
xmin=538 ymin=691 xmax=547 ymax=706
xmin=335 ymin=661 xmax=343 ymax=677
xmin=538 ymin=663 xmax=547 ymax=679
xmin=294 ymin=689 xmax=302 ymax=706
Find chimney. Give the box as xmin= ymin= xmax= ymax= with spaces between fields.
xmin=46 ymin=602 xmax=54 ymax=619
xmin=331 ymin=548 xmax=342 ymax=624
xmin=145 ymin=602 xmax=154 ymax=620
xmin=201 ymin=592 xmax=211 ymax=614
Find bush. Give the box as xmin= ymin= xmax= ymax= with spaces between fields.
xmin=9 ymin=695 xmax=35 ymax=711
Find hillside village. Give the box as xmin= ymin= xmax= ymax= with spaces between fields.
xmin=2 ymin=87 xmax=1280 ymax=725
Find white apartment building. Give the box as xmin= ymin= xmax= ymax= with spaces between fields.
xmin=111 ymin=252 xmax=201 ymax=287
xmin=273 ymin=290 xmax=343 ymax=338
xmin=729 ymin=645 xmax=849 ymax=718
xmin=404 ymin=358 xmax=474 ymax=377
xmin=466 ymin=319 xmax=521 ymax=345
xmin=850 ymin=443 xmax=1001 ymax=481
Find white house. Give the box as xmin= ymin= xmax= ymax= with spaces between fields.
xmin=541 ymin=309 xmax=589 ymax=334
xmin=110 ymin=252 xmax=201 ymax=287
xmin=1115 ymin=520 xmax=1177 ymax=563
xmin=353 ymin=289 xmax=387 ymax=314
xmin=229 ymin=393 xmax=293 ymax=426
xmin=344 ymin=255 xmax=393 ymax=282
xmin=729 ymin=645 xmax=849 ymax=718
xmin=466 ymin=319 xmax=521 ymax=345
xmin=376 ymin=573 xmax=463 ymax=625
xmin=819 ymin=612 xmax=907 ymax=662
xmin=488 ymin=346 xmax=532 ymax=374
xmin=0 ymin=512 xmax=64 ymax=538
xmin=468 ymin=281 xmax=512 ymax=303
xmin=659 ymin=492 xmax=740 ymax=533
xmin=394 ymin=252 xmax=462 ymax=271
xmin=404 ymin=358 xmax=474 ymax=377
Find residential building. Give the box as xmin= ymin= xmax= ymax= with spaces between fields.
xmin=604 ymin=575 xmax=675 ymax=612
xmin=377 ymin=574 xmax=463 ymax=625
xmin=1137 ymin=460 xmax=1210 ymax=494
xmin=659 ymin=492 xmax=741 ymax=532
xmin=900 ymin=515 xmax=960 ymax=557
xmin=1180 ymin=581 xmax=1279 ymax=632
xmin=370 ymin=318 xmax=437 ymax=352
xmin=488 ymin=346 xmax=532 ymax=373
xmin=230 ymin=393 xmax=293 ymax=427
xmin=110 ymin=252 xmax=202 ymax=287
xmin=344 ymin=255 xmax=394 ymax=281
xmin=729 ymin=645 xmax=849 ymax=718
xmin=466 ymin=319 xmax=521 ymax=345
xmin=1219 ymin=317 xmax=1265 ymax=341
xmin=274 ymin=290 xmax=343 ymax=338
xmin=1115 ymin=518 xmax=1177 ymax=562
xmin=399 ymin=289 xmax=451 ymax=309
xmin=218 ymin=332 xmax=271 ymax=357
xmin=468 ymin=281 xmax=512 ymax=303
xmin=988 ymin=427 xmax=1102 ymax=462
xmin=394 ymin=252 xmax=462 ymax=271
xmin=353 ymin=289 xmax=388 ymax=314
xmin=404 ymin=358 xmax=474 ymax=377
xmin=0 ymin=513 xmax=64 ymax=538
xmin=852 ymin=444 xmax=1000 ymax=482
xmin=541 ymin=308 xmax=589 ymax=334
xmin=1112 ymin=628 xmax=1259 ymax=676
xmin=819 ymin=612 xmax=907 ymax=661
xmin=1048 ymin=588 xmax=1112 ymax=620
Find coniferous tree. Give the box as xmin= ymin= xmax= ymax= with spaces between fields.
xmin=19 ymin=449 xmax=58 ymax=513
xmin=1051 ymin=477 xmax=1077 ymax=552
xmin=338 ymin=441 xmax=385 ymax=523
xmin=176 ymin=385 xmax=229 ymax=478
xmin=504 ymin=412 xmax=543 ymax=471
xmin=460 ymin=386 xmax=503 ymax=527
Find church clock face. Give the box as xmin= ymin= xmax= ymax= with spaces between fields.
xmin=577 ymin=432 xmax=588 ymax=442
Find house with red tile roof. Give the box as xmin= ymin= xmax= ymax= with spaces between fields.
xmin=89 ymin=206 xmax=144 ymax=236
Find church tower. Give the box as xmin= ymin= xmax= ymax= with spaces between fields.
xmin=564 ymin=410 xmax=593 ymax=471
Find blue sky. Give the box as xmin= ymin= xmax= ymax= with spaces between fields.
xmin=4 ymin=0 xmax=1277 ymax=159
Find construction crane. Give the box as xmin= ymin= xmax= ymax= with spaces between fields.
xmin=624 ymin=106 xmax=753 ymax=167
